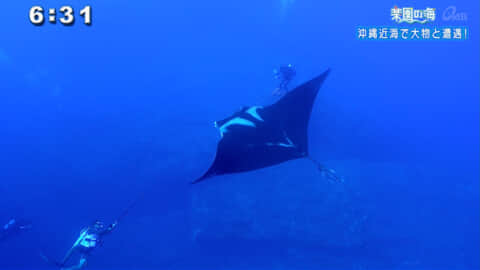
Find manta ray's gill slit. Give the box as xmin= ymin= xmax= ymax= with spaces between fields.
xmin=245 ymin=106 xmax=264 ymax=122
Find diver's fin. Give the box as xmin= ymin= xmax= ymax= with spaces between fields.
xmin=60 ymin=228 xmax=88 ymax=266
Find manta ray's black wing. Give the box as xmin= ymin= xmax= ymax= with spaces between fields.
xmin=192 ymin=69 xmax=331 ymax=184
xmin=261 ymin=69 xmax=331 ymax=155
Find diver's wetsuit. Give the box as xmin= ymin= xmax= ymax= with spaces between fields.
xmin=60 ymin=221 xmax=116 ymax=270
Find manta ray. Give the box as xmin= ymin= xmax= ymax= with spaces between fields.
xmin=193 ymin=69 xmax=341 ymax=184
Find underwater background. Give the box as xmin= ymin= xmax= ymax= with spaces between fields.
xmin=0 ymin=0 xmax=479 ymax=269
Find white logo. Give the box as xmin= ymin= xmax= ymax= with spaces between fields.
xmin=391 ymin=6 xmax=436 ymax=24
xmin=442 ymin=6 xmax=468 ymax=21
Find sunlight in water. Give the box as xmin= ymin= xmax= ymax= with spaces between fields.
xmin=0 ymin=48 xmax=8 ymax=63
xmin=279 ymin=0 xmax=296 ymax=17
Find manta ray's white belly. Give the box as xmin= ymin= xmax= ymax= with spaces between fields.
xmin=214 ymin=106 xmax=264 ymax=138
xmin=245 ymin=106 xmax=264 ymax=122
xmin=215 ymin=118 xmax=255 ymax=137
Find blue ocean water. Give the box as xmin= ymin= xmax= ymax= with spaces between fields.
xmin=0 ymin=0 xmax=478 ymax=269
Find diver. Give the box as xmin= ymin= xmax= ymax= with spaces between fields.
xmin=272 ymin=64 xmax=296 ymax=96
xmin=307 ymin=156 xmax=344 ymax=183
xmin=56 ymin=220 xmax=117 ymax=270
xmin=41 ymin=200 xmax=137 ymax=269
xmin=0 ymin=218 xmax=32 ymax=241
